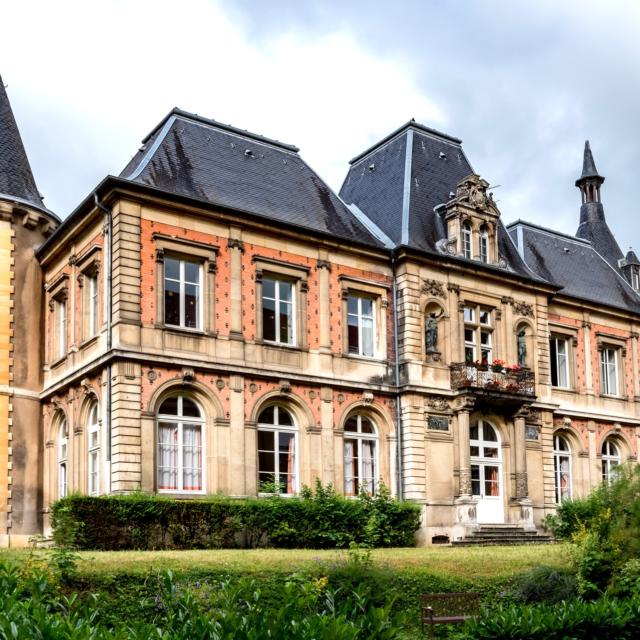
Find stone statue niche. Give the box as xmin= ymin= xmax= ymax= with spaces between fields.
xmin=425 ymin=303 xmax=444 ymax=362
xmin=517 ymin=328 xmax=527 ymax=367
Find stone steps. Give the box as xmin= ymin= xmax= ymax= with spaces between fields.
xmin=451 ymin=525 xmax=554 ymax=546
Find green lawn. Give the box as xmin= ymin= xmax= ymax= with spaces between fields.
xmin=1 ymin=543 xmax=570 ymax=581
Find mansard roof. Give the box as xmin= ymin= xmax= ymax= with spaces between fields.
xmin=0 ymin=75 xmax=51 ymax=214
xmin=339 ymin=120 xmax=539 ymax=280
xmin=508 ymin=221 xmax=640 ymax=314
xmin=119 ymin=108 xmax=382 ymax=246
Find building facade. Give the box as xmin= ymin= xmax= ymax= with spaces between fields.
xmin=2 ymin=79 xmax=640 ymax=546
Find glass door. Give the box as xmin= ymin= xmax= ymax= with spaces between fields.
xmin=470 ymin=420 xmax=504 ymax=523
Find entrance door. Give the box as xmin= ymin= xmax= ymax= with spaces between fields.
xmin=470 ymin=420 xmax=504 ymax=523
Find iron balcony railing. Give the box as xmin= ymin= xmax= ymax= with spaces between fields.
xmin=450 ymin=362 xmax=535 ymax=396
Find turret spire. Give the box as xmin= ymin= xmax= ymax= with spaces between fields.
xmin=0 ymin=75 xmax=46 ymax=211
xmin=575 ymin=140 xmax=622 ymax=267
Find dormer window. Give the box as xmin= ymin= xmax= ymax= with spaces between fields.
xmin=632 ymin=268 xmax=640 ymax=291
xmin=479 ymin=225 xmax=489 ymax=263
xmin=462 ymin=222 xmax=472 ymax=259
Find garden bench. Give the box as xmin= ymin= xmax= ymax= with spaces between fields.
xmin=419 ymin=592 xmax=481 ymax=638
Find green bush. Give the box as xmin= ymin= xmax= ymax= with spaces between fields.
xmin=459 ymin=596 xmax=640 ymax=640
xmin=509 ymin=565 xmax=578 ymax=604
xmin=51 ymin=483 xmax=420 ymax=550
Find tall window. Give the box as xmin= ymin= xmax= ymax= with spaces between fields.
xmin=464 ymin=305 xmax=492 ymax=363
xmin=85 ymin=274 xmax=98 ymax=338
xmin=479 ymin=225 xmax=489 ymax=263
xmin=56 ymin=299 xmax=67 ymax=359
xmin=601 ymin=438 xmax=621 ymax=484
xmin=157 ymin=396 xmax=204 ymax=493
xmin=58 ymin=418 xmax=68 ymax=499
xmin=262 ymin=277 xmax=295 ymax=345
xmin=164 ymin=257 xmax=202 ymax=329
xmin=257 ymin=406 xmax=296 ymax=494
xmin=553 ymin=434 xmax=571 ymax=503
xmin=462 ymin=222 xmax=472 ymax=259
xmin=343 ymin=415 xmax=377 ymax=496
xmin=87 ymin=401 xmax=100 ymax=496
xmin=632 ymin=268 xmax=640 ymax=291
xmin=600 ymin=347 xmax=619 ymax=395
xmin=347 ymin=294 xmax=375 ymax=357
xmin=550 ymin=337 xmax=570 ymax=388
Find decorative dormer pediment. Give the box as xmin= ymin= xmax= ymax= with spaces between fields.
xmin=438 ymin=174 xmax=505 ymax=267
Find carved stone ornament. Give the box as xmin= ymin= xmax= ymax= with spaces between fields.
xmin=513 ymin=300 xmax=534 ymax=318
xmin=459 ymin=468 xmax=473 ymax=496
xmin=279 ymin=379 xmax=291 ymax=394
xmin=147 ymin=370 xmax=157 ymax=382
xmin=515 ymin=472 xmax=529 ymax=498
xmin=422 ymin=279 xmax=446 ymax=298
xmin=249 ymin=383 xmax=258 ymax=394
xmin=227 ymin=238 xmax=245 ymax=252
xmin=362 ymin=391 xmax=374 ymax=405
xmin=215 ymin=378 xmax=225 ymax=390
xmin=426 ymin=395 xmax=449 ymax=412
xmin=317 ymin=259 xmax=331 ymax=271
xmin=451 ymin=174 xmax=498 ymax=214
xmin=182 ymin=368 xmax=196 ymax=383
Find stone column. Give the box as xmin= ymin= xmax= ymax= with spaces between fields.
xmin=631 ymin=332 xmax=639 ymax=399
xmin=320 ymin=387 xmax=334 ymax=486
xmin=457 ymin=409 xmax=472 ymax=496
xmin=514 ymin=408 xmax=529 ymax=498
xmin=583 ymin=319 xmax=594 ymax=394
xmin=447 ymin=284 xmax=463 ymax=362
xmin=227 ymin=234 xmax=244 ymax=358
xmin=228 ymin=374 xmax=246 ymax=496
xmin=452 ymin=396 xmax=478 ymax=539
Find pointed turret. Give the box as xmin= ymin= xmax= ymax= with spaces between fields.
xmin=575 ymin=140 xmax=622 ymax=267
xmin=0 ymin=75 xmax=47 ymax=211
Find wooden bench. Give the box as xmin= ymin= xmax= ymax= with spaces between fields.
xmin=419 ymin=592 xmax=481 ymax=638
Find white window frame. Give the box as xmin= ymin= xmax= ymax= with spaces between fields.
xmin=58 ymin=418 xmax=68 ymax=499
xmin=464 ymin=305 xmax=493 ymax=363
xmin=553 ymin=434 xmax=572 ymax=503
xmin=57 ymin=299 xmax=67 ymax=359
xmin=87 ymin=274 xmax=98 ymax=338
xmin=550 ymin=336 xmax=570 ymax=388
xmin=601 ymin=438 xmax=621 ymax=484
xmin=479 ymin=226 xmax=489 ymax=263
xmin=87 ymin=401 xmax=100 ymax=496
xmin=600 ymin=347 xmax=619 ymax=396
xmin=157 ymin=396 xmax=206 ymax=494
xmin=462 ymin=222 xmax=472 ymax=259
xmin=347 ymin=294 xmax=376 ymax=358
xmin=632 ymin=267 xmax=640 ymax=291
xmin=343 ymin=415 xmax=378 ymax=496
xmin=163 ymin=257 xmax=203 ymax=330
xmin=257 ymin=406 xmax=298 ymax=496
xmin=262 ymin=277 xmax=296 ymax=346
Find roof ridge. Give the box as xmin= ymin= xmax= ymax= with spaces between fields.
xmin=348 ymin=119 xmax=462 ymax=166
xmin=507 ymin=219 xmax=592 ymax=245
xmin=142 ymin=108 xmax=299 ymax=152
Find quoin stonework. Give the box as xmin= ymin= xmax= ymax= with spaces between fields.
xmin=2 ymin=76 xmax=640 ymax=546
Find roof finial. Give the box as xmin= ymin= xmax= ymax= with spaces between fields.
xmin=580 ymin=140 xmax=602 ymax=180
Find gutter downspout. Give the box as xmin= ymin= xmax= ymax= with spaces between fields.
xmin=93 ymin=194 xmax=112 ymax=493
xmin=391 ymin=253 xmax=403 ymax=499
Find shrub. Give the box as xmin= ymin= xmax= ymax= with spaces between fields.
xmin=51 ymin=482 xmax=420 ymax=550
xmin=509 ymin=565 xmax=578 ymax=604
xmin=459 ymin=596 xmax=640 ymax=640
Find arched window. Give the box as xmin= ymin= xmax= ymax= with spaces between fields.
xmin=344 ymin=415 xmax=378 ymax=496
xmin=553 ymin=434 xmax=571 ymax=503
xmin=462 ymin=222 xmax=472 ymax=259
xmin=87 ymin=401 xmax=100 ymax=496
xmin=157 ymin=395 xmax=204 ymax=493
xmin=602 ymin=438 xmax=621 ymax=484
xmin=57 ymin=417 xmax=68 ymax=499
xmin=479 ymin=225 xmax=489 ymax=263
xmin=257 ymin=406 xmax=297 ymax=494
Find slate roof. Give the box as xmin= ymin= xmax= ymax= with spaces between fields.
xmin=120 ymin=108 xmax=382 ymax=246
xmin=508 ymin=221 xmax=640 ymax=313
xmin=0 ymin=75 xmax=49 ymax=213
xmin=576 ymin=140 xmax=603 ymax=182
xmin=339 ymin=120 xmax=539 ymax=280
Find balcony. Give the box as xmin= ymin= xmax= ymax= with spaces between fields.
xmin=450 ymin=362 xmax=535 ymax=400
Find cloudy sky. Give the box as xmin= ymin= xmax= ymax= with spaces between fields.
xmin=2 ymin=0 xmax=639 ymax=251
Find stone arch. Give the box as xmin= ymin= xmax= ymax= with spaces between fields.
xmin=338 ymin=399 xmax=394 ymax=437
xmin=472 ymin=412 xmax=508 ymax=444
xmin=598 ymin=428 xmax=631 ymax=461
xmin=553 ymin=425 xmax=585 ymax=455
xmin=250 ymin=390 xmax=315 ymax=431
xmin=514 ymin=318 xmax=536 ymax=368
xmin=147 ymin=378 xmax=224 ymax=423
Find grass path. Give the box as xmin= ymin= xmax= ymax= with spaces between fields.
xmin=2 ymin=543 xmax=570 ymax=580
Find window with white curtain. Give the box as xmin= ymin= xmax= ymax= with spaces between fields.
xmin=86 ymin=274 xmax=98 ymax=338
xmin=164 ymin=257 xmax=202 ymax=329
xmin=601 ymin=438 xmax=621 ymax=484
xmin=553 ymin=434 xmax=571 ymax=503
xmin=600 ymin=347 xmax=619 ymax=396
xmin=347 ymin=294 xmax=375 ymax=357
xmin=550 ymin=336 xmax=570 ymax=388
xmin=479 ymin=225 xmax=489 ymax=263
xmin=87 ymin=401 xmax=100 ymax=496
xmin=157 ymin=396 xmax=204 ymax=493
xmin=462 ymin=221 xmax=472 ymax=259
xmin=262 ymin=277 xmax=295 ymax=345
xmin=58 ymin=417 xmax=68 ymax=498
xmin=343 ymin=415 xmax=377 ymax=496
xmin=257 ymin=406 xmax=297 ymax=494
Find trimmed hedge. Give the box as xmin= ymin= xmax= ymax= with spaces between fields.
xmin=51 ymin=485 xmax=420 ymax=550
xmin=459 ymin=596 xmax=640 ymax=639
